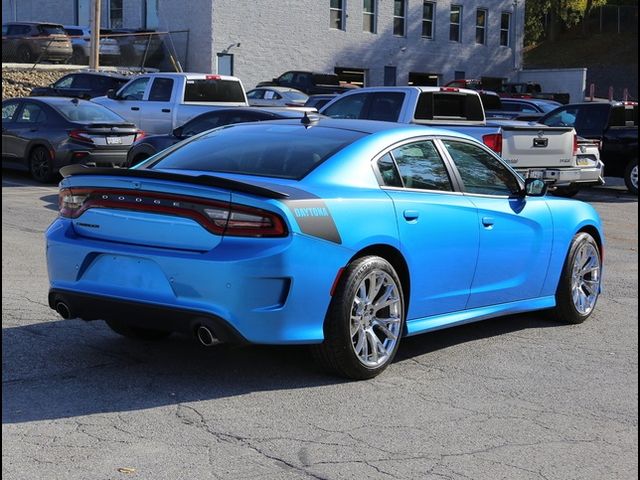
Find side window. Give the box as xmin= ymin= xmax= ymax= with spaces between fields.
xmin=148 ymin=78 xmax=174 ymax=101
xmin=443 ymin=140 xmax=520 ymax=196
xmin=391 ymin=141 xmax=453 ymax=191
xmin=264 ymin=90 xmax=279 ymax=100
xmin=544 ymin=107 xmax=578 ymax=127
xmin=16 ymin=103 xmax=47 ymax=124
xmin=2 ymin=102 xmax=20 ymax=121
xmin=278 ymin=72 xmax=294 ymax=83
xmin=322 ymin=93 xmax=368 ymax=119
xmin=247 ymin=89 xmax=264 ymax=99
xmin=376 ymin=153 xmax=403 ymax=187
xmin=54 ymin=76 xmax=74 ymax=89
xmin=368 ymin=93 xmax=404 ymax=122
xmin=182 ymin=113 xmax=224 ymax=136
xmin=71 ymin=75 xmax=93 ymax=89
xmin=118 ymin=77 xmax=150 ymax=100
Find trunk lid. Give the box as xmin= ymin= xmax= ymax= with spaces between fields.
xmin=499 ymin=124 xmax=576 ymax=168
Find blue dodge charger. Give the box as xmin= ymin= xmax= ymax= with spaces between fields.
xmin=46 ymin=117 xmax=604 ymax=379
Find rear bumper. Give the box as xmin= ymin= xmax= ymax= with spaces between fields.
xmin=55 ymin=149 xmax=130 ymax=170
xmin=516 ymin=162 xmax=605 ymax=187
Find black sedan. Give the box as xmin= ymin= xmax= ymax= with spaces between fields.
xmin=29 ymin=72 xmax=129 ymax=100
xmin=127 ymin=107 xmax=309 ymax=165
xmin=2 ymin=97 xmax=143 ymax=182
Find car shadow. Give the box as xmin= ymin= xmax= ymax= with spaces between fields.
xmin=39 ymin=194 xmax=59 ymax=211
xmin=3 ymin=311 xmax=563 ymax=424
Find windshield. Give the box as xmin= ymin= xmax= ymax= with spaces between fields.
xmin=539 ymin=102 xmax=562 ymax=113
xmin=54 ymin=102 xmax=127 ymax=123
xmin=183 ymin=79 xmax=246 ymax=103
xmin=149 ymin=124 xmax=366 ymax=179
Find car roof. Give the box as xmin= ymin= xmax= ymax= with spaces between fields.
xmin=502 ymin=98 xmax=560 ymax=106
xmin=251 ymin=86 xmax=306 ymax=94
xmin=190 ymin=107 xmax=308 ymax=117
xmin=60 ymin=71 xmax=130 ymax=79
xmin=21 ymin=96 xmax=107 ymax=106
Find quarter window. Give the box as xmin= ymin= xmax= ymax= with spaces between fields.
xmin=500 ymin=12 xmax=511 ymax=46
xmin=330 ymin=0 xmax=345 ymax=30
xmin=391 ymin=141 xmax=453 ymax=192
xmin=443 ymin=140 xmax=520 ymax=196
xmin=376 ymin=153 xmax=403 ymax=187
xmin=2 ymin=102 xmax=20 ymax=121
xmin=17 ymin=103 xmax=47 ymax=124
xmin=393 ymin=0 xmax=406 ymax=36
xmin=422 ymin=1 xmax=435 ymax=39
xmin=450 ymin=5 xmax=462 ymax=42
xmin=476 ymin=9 xmax=487 ymax=45
xmin=363 ymin=0 xmax=376 ymax=33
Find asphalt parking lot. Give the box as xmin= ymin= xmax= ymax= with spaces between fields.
xmin=2 ymin=171 xmax=638 ymax=480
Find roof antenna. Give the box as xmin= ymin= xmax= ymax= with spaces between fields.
xmin=301 ymin=111 xmax=318 ymax=128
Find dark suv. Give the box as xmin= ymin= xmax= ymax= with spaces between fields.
xmin=2 ymin=22 xmax=73 ymax=63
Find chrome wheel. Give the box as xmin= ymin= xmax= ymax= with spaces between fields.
xmin=630 ymin=164 xmax=638 ymax=190
xmin=350 ymin=270 xmax=402 ymax=368
xmin=571 ymin=242 xmax=601 ymax=316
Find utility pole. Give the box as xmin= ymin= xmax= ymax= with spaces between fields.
xmin=89 ymin=0 xmax=101 ymax=69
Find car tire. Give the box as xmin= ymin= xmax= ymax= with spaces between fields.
xmin=71 ymin=48 xmax=87 ymax=65
xmin=29 ymin=146 xmax=56 ymax=183
xmin=552 ymin=186 xmax=581 ymax=198
xmin=17 ymin=45 xmax=34 ymax=63
xmin=551 ymin=232 xmax=602 ymax=325
xmin=312 ymin=256 xmax=405 ymax=380
xmin=624 ymin=159 xmax=638 ymax=195
xmin=105 ymin=320 xmax=171 ymax=340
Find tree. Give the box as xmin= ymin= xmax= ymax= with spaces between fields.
xmin=525 ymin=0 xmax=608 ymax=45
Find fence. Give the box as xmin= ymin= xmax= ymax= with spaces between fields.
xmin=1 ymin=30 xmax=189 ymax=72
xmin=584 ymin=5 xmax=638 ymax=35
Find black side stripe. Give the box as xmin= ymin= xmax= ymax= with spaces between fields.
xmin=284 ymin=199 xmax=342 ymax=244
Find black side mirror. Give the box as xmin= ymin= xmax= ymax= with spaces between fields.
xmin=524 ymin=178 xmax=547 ymax=197
xmin=172 ymin=127 xmax=183 ymax=138
xmin=106 ymin=88 xmax=118 ymax=99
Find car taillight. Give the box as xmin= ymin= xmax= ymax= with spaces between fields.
xmin=134 ymin=130 xmax=146 ymax=141
xmin=483 ymin=133 xmax=503 ymax=155
xmin=58 ymin=188 xmax=287 ymax=237
xmin=206 ymin=74 xmax=222 ymax=80
xmin=440 ymin=87 xmax=460 ymax=92
xmin=573 ymin=134 xmax=579 ymax=155
xmin=69 ymin=129 xmax=94 ymax=144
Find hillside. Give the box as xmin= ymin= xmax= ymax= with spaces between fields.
xmin=524 ymin=32 xmax=638 ymax=100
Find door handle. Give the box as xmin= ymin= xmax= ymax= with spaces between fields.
xmin=482 ymin=216 xmax=495 ymax=227
xmin=131 ymin=107 xmax=140 ymax=111
xmin=161 ymin=108 xmax=171 ymax=113
xmin=403 ymin=210 xmax=420 ymax=221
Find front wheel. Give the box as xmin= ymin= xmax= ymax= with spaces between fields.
xmin=624 ymin=159 xmax=638 ymax=195
xmin=312 ymin=256 xmax=405 ymax=380
xmin=551 ymin=232 xmax=602 ymax=324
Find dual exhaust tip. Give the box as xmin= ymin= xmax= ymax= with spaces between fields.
xmin=54 ymin=299 xmax=219 ymax=347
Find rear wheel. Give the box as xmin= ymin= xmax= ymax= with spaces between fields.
xmin=313 ymin=256 xmax=405 ymax=380
xmin=551 ymin=232 xmax=602 ymax=324
xmin=17 ymin=45 xmax=34 ymax=63
xmin=29 ymin=146 xmax=56 ymax=183
xmin=624 ymin=159 xmax=638 ymax=195
xmin=105 ymin=320 xmax=171 ymax=340
xmin=71 ymin=47 xmax=87 ymax=65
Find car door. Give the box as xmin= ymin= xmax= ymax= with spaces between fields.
xmin=140 ymin=77 xmax=175 ymax=134
xmin=10 ymin=101 xmax=50 ymax=161
xmin=2 ymin=99 xmax=22 ymax=159
xmin=95 ymin=76 xmax=150 ymax=127
xmin=375 ymin=139 xmax=480 ymax=320
xmin=439 ymin=138 xmax=553 ymax=308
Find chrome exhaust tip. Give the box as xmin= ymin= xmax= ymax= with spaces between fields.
xmin=196 ymin=325 xmax=217 ymax=347
xmin=55 ymin=301 xmax=72 ymax=320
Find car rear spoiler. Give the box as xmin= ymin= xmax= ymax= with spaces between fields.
xmin=59 ymin=165 xmax=290 ymax=199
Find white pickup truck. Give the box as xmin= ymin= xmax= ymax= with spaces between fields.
xmin=320 ymin=87 xmax=604 ymax=193
xmin=93 ymin=72 xmax=248 ymax=135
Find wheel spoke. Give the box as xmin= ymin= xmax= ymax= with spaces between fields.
xmin=373 ymin=320 xmax=397 ymax=341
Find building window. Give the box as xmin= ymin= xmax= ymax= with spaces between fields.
xmin=476 ymin=9 xmax=487 ymax=44
xmin=393 ymin=0 xmax=406 ymax=36
xmin=109 ymin=0 xmax=123 ymax=28
xmin=330 ymin=0 xmax=345 ymax=30
xmin=75 ymin=0 xmax=91 ymax=25
xmin=363 ymin=0 xmax=376 ymax=33
xmin=450 ymin=5 xmax=462 ymax=42
xmin=217 ymin=53 xmax=234 ymax=76
xmin=500 ymin=12 xmax=511 ymax=46
xmin=144 ymin=0 xmax=159 ymax=29
xmin=422 ymin=1 xmax=435 ymax=39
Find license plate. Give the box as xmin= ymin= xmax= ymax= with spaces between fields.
xmin=529 ymin=170 xmax=545 ymax=179
xmin=577 ymin=157 xmax=592 ymax=166
xmin=106 ymin=136 xmax=122 ymax=145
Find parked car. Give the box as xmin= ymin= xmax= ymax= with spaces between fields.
xmin=62 ymin=25 xmax=121 ymax=64
xmin=305 ymin=94 xmax=338 ymax=110
xmin=257 ymin=71 xmax=358 ymax=95
xmin=93 ymin=72 xmax=248 ymax=135
xmin=319 ymin=86 xmax=603 ymax=192
xmin=498 ymin=82 xmax=570 ymax=105
xmin=48 ymin=118 xmax=604 ymax=379
xmin=29 ymin=72 xmax=129 ymax=100
xmin=127 ymin=107 xmax=310 ymax=165
xmin=538 ymin=101 xmax=638 ymax=194
xmin=246 ymin=87 xmax=308 ymax=107
xmin=2 ymin=22 xmax=72 ymax=63
xmin=486 ymin=98 xmax=562 ymax=121
xmin=101 ymin=28 xmax=166 ymax=68
xmin=2 ymin=97 xmax=143 ymax=182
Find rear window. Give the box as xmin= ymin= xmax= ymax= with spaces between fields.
xmin=54 ymin=102 xmax=126 ymax=123
xmin=38 ymin=24 xmax=66 ymax=35
xmin=64 ymin=28 xmax=84 ymax=37
xmin=149 ymin=124 xmax=366 ymax=179
xmin=183 ymin=79 xmax=245 ymax=103
xmin=415 ymin=92 xmax=484 ymax=121
xmin=312 ymin=74 xmax=340 ymax=86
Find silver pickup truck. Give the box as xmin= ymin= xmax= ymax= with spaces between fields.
xmin=93 ymin=72 xmax=248 ymax=135
xmin=320 ymin=87 xmax=604 ymax=192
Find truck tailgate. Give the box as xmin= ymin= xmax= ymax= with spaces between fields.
xmin=501 ymin=125 xmax=575 ymax=168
